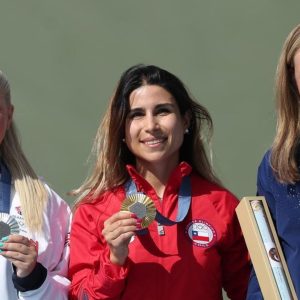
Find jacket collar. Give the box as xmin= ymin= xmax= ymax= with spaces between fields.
xmin=125 ymin=162 xmax=192 ymax=201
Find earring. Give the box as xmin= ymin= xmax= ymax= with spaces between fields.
xmin=122 ymin=138 xmax=126 ymax=142
xmin=185 ymin=128 xmax=189 ymax=134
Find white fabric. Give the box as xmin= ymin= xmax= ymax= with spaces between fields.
xmin=0 ymin=184 xmax=72 ymax=300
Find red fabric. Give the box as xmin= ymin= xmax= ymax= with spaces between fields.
xmin=69 ymin=163 xmax=250 ymax=300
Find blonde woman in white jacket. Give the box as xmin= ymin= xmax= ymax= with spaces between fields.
xmin=0 ymin=70 xmax=71 ymax=299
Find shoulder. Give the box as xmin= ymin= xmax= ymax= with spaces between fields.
xmin=257 ymin=150 xmax=273 ymax=178
xmin=191 ymin=173 xmax=239 ymax=215
xmin=43 ymin=183 xmax=71 ymax=215
xmin=73 ymin=187 xmax=124 ymax=225
xmin=38 ymin=184 xmax=73 ymax=235
xmin=190 ymin=175 xmax=241 ymax=240
xmin=257 ymin=150 xmax=278 ymax=192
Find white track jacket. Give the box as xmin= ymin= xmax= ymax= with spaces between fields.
xmin=0 ymin=184 xmax=71 ymax=300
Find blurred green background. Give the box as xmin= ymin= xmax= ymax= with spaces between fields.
xmin=1 ymin=0 xmax=300 ymax=203
xmin=1 ymin=1 xmax=300 ymax=298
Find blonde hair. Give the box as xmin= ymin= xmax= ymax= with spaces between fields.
xmin=0 ymin=71 xmax=47 ymax=232
xmin=271 ymin=24 xmax=300 ymax=183
xmin=73 ymin=64 xmax=221 ymax=207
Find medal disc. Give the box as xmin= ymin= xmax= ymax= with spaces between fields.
xmin=121 ymin=193 xmax=156 ymax=228
xmin=0 ymin=213 xmax=20 ymax=239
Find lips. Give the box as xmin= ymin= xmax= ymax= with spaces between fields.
xmin=142 ymin=138 xmax=166 ymax=146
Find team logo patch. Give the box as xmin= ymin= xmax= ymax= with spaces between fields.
xmin=185 ymin=219 xmax=217 ymax=248
xmin=15 ymin=206 xmax=22 ymax=215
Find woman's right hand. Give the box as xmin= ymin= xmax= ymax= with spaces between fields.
xmin=102 ymin=211 xmax=140 ymax=266
xmin=0 ymin=235 xmax=38 ymax=278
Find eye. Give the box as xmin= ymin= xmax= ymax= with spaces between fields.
xmin=156 ymin=107 xmax=171 ymax=116
xmin=127 ymin=110 xmax=144 ymax=119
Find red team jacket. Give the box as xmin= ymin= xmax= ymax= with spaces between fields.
xmin=69 ymin=163 xmax=250 ymax=300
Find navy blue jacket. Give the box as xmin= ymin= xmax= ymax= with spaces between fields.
xmin=247 ymin=151 xmax=300 ymax=299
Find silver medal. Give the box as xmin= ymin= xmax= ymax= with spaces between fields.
xmin=0 ymin=213 xmax=20 ymax=239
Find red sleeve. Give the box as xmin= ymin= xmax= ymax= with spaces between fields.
xmin=218 ymin=194 xmax=251 ymax=300
xmin=68 ymin=203 xmax=131 ymax=300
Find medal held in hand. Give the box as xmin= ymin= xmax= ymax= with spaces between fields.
xmin=121 ymin=193 xmax=156 ymax=228
xmin=0 ymin=212 xmax=20 ymax=239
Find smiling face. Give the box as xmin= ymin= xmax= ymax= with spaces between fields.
xmin=125 ymin=85 xmax=189 ymax=172
xmin=0 ymin=94 xmax=13 ymax=146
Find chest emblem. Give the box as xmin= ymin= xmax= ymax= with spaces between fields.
xmin=185 ymin=219 xmax=217 ymax=248
xmin=15 ymin=206 xmax=22 ymax=215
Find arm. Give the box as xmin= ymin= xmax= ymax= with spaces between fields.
xmin=221 ymin=198 xmax=250 ymax=300
xmin=69 ymin=204 xmax=136 ymax=300
xmin=16 ymin=188 xmax=72 ymax=300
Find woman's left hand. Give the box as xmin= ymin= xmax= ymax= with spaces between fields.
xmin=0 ymin=235 xmax=38 ymax=278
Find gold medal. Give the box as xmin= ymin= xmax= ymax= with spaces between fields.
xmin=0 ymin=213 xmax=20 ymax=239
xmin=121 ymin=193 xmax=156 ymax=228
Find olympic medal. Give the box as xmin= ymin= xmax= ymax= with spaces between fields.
xmin=121 ymin=193 xmax=156 ymax=228
xmin=0 ymin=213 xmax=20 ymax=239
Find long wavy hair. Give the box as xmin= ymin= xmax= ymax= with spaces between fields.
xmin=0 ymin=71 xmax=47 ymax=232
xmin=271 ymin=24 xmax=300 ymax=183
xmin=73 ymin=64 xmax=221 ymax=206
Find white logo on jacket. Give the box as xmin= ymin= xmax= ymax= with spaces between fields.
xmin=185 ymin=219 xmax=217 ymax=248
xmin=12 ymin=206 xmax=26 ymax=234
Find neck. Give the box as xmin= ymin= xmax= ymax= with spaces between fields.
xmin=136 ymin=159 xmax=178 ymax=198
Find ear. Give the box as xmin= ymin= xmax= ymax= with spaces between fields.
xmin=182 ymin=110 xmax=191 ymax=131
xmin=7 ymin=104 xmax=14 ymax=129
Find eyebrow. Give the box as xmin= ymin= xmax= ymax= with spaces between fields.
xmin=129 ymin=102 xmax=176 ymax=111
xmin=155 ymin=103 xmax=175 ymax=109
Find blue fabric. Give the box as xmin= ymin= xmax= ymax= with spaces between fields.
xmin=246 ymin=150 xmax=300 ymax=299
xmin=0 ymin=160 xmax=11 ymax=213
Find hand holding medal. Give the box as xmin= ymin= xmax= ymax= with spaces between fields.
xmin=0 ymin=213 xmax=38 ymax=278
xmin=120 ymin=193 xmax=156 ymax=230
xmin=0 ymin=234 xmax=39 ymax=278
xmin=102 ymin=210 xmax=140 ymax=265
xmin=102 ymin=193 xmax=156 ymax=265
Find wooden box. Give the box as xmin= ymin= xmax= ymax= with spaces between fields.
xmin=236 ymin=196 xmax=297 ymax=300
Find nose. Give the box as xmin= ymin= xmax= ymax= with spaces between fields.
xmin=144 ymin=113 xmax=159 ymax=132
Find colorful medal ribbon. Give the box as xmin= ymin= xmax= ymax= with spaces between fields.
xmin=0 ymin=160 xmax=11 ymax=214
xmin=123 ymin=176 xmax=191 ymax=234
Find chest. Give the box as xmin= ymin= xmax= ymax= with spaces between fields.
xmin=270 ymin=182 xmax=300 ymax=237
xmin=127 ymin=207 xmax=225 ymax=272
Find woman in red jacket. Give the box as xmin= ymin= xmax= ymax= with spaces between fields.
xmin=69 ymin=64 xmax=250 ymax=300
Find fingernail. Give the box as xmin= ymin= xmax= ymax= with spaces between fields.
xmin=136 ymin=223 xmax=142 ymax=230
xmin=137 ymin=218 xmax=143 ymax=223
xmin=0 ymin=243 xmax=3 ymax=247
xmin=131 ymin=213 xmax=137 ymax=219
xmin=1 ymin=236 xmax=9 ymax=242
